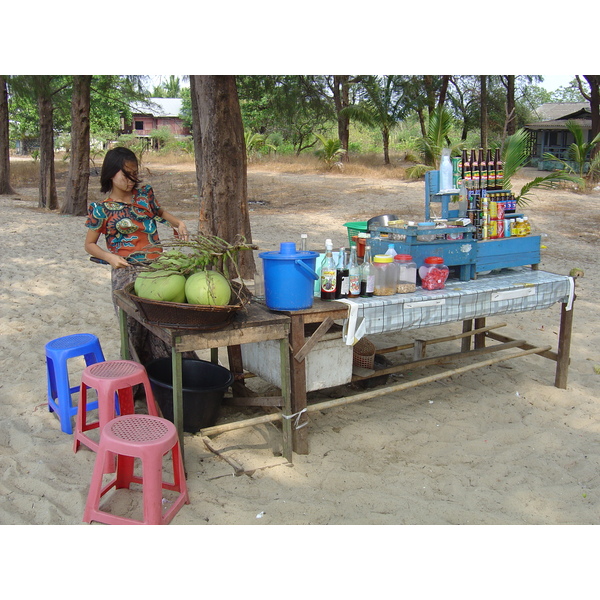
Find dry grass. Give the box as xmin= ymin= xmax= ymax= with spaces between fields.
xmin=248 ymin=151 xmax=410 ymax=179
xmin=9 ymin=150 xmax=412 ymax=189
xmin=9 ymin=154 xmax=70 ymax=187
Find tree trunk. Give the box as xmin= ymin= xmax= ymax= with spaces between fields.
xmin=583 ymin=75 xmax=600 ymax=162
xmin=38 ymin=93 xmax=57 ymax=209
xmin=438 ymin=75 xmax=450 ymax=108
xmin=424 ymin=75 xmax=436 ymax=115
xmin=333 ymin=75 xmax=350 ymax=161
xmin=480 ymin=75 xmax=488 ymax=149
xmin=417 ymin=108 xmax=426 ymax=137
xmin=191 ymin=75 xmax=255 ymax=278
xmin=62 ymin=75 xmax=91 ymax=215
xmin=0 ymin=76 xmax=15 ymax=195
xmin=189 ymin=75 xmax=203 ymax=193
xmin=382 ymin=127 xmax=390 ymax=165
xmin=506 ymin=75 xmax=516 ymax=136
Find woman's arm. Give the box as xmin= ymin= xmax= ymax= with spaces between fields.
xmin=84 ymin=228 xmax=129 ymax=268
xmin=158 ymin=209 xmax=190 ymax=240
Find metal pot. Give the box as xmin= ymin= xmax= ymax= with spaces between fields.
xmin=367 ymin=214 xmax=399 ymax=229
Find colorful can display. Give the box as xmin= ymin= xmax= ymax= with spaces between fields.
xmin=496 ymin=201 xmax=505 ymax=220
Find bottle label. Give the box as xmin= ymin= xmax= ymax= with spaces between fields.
xmin=349 ymin=274 xmax=360 ymax=296
xmin=366 ymin=274 xmax=375 ymax=293
xmin=340 ymin=276 xmax=349 ymax=296
xmin=321 ymin=270 xmax=336 ymax=293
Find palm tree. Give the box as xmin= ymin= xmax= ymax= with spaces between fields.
xmin=542 ymin=120 xmax=600 ymax=190
xmin=406 ymin=106 xmax=461 ymax=179
xmin=341 ymin=75 xmax=406 ymax=164
xmin=314 ymin=134 xmax=346 ymax=170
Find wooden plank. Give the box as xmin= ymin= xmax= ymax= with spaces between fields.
xmin=279 ymin=336 xmax=293 ymax=463
xmin=294 ymin=316 xmax=335 ymax=363
xmin=486 ymin=331 xmax=558 ymax=361
xmin=476 ymin=236 xmax=541 ymax=271
xmin=289 ymin=313 xmax=309 ymax=454
xmin=199 ymin=345 xmax=552 ymax=438
xmin=474 ymin=317 xmax=486 ymax=349
xmin=461 ymin=320 xmax=473 ymax=352
xmin=351 ymin=338 xmax=528 ymax=381
xmin=555 ymin=301 xmax=574 ymax=389
xmin=375 ymin=322 xmax=506 ymax=356
xmin=173 ymin=322 xmax=290 ymax=352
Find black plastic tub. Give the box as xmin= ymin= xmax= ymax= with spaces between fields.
xmin=146 ymin=358 xmax=234 ymax=433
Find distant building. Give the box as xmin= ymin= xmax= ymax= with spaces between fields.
xmin=121 ymin=98 xmax=190 ymax=140
xmin=525 ymin=102 xmax=592 ymax=169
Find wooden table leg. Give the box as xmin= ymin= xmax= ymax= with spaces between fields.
xmin=118 ymin=308 xmax=131 ymax=360
xmin=227 ymin=345 xmax=248 ymax=396
xmin=555 ymin=301 xmax=574 ymax=389
xmin=474 ymin=317 xmax=486 ymax=349
xmin=289 ymin=314 xmax=309 ymax=454
xmin=461 ymin=319 xmax=473 ymax=353
xmin=279 ymin=337 xmax=293 ymax=462
xmin=171 ymin=349 xmax=184 ymax=462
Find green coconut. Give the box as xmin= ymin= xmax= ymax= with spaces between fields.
xmin=185 ymin=270 xmax=232 ymax=306
xmin=134 ymin=271 xmax=187 ymax=303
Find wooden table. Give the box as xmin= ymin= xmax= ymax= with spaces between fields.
xmin=113 ymin=290 xmax=292 ymax=462
xmin=115 ymin=268 xmax=575 ymax=461
xmin=265 ymin=269 xmax=575 ymax=455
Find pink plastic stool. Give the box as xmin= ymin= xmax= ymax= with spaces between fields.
xmin=73 ymin=360 xmax=159 ymax=456
xmin=83 ymin=415 xmax=189 ymax=525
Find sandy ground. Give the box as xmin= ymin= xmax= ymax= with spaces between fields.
xmin=2 ymin=159 xmax=600 ymax=538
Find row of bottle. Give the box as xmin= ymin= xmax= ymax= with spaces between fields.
xmin=320 ymin=241 xmax=371 ymax=300
xmin=320 ymin=242 xmax=450 ymax=300
xmin=457 ymin=148 xmax=504 ymax=191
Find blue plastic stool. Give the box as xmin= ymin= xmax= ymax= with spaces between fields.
xmin=45 ymin=334 xmax=106 ymax=434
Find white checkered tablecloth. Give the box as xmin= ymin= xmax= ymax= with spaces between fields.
xmin=348 ymin=268 xmax=574 ymax=336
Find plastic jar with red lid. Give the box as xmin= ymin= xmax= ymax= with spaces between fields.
xmin=419 ymin=256 xmax=449 ymax=290
xmin=394 ymin=254 xmax=416 ymax=293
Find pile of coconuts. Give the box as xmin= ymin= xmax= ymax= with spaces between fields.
xmin=133 ymin=234 xmax=257 ymax=307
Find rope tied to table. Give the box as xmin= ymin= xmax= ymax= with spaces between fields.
xmin=281 ymin=408 xmax=308 ymax=429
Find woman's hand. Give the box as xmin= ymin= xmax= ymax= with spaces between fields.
xmin=175 ymin=220 xmax=190 ymax=241
xmin=107 ymin=254 xmax=130 ymax=269
xmin=160 ymin=210 xmax=190 ymax=241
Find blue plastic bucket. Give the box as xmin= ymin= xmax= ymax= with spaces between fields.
xmin=259 ymin=242 xmax=319 ymax=311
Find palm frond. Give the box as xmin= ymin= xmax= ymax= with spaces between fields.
xmin=516 ymin=172 xmax=582 ymax=205
xmin=501 ymin=128 xmax=530 ymax=188
xmin=405 ymin=164 xmax=434 ymax=179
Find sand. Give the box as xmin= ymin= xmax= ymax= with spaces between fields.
xmin=2 ymin=162 xmax=600 ymax=534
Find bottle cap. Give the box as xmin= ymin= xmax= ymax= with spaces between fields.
xmin=424 ymin=256 xmax=444 ymax=264
xmin=394 ymin=254 xmax=413 ymax=261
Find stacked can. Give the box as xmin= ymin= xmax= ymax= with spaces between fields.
xmin=488 ymin=196 xmax=506 ymax=239
xmin=467 ymin=189 xmax=484 ymax=239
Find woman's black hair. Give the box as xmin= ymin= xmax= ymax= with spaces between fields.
xmin=100 ymin=147 xmax=141 ymax=194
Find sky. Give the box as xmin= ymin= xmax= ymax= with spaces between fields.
xmin=147 ymin=74 xmax=576 ymax=97
xmin=538 ymin=75 xmax=575 ymax=93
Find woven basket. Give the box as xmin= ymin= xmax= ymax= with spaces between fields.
xmin=123 ymin=280 xmax=251 ymax=330
xmin=353 ymin=337 xmax=376 ymax=370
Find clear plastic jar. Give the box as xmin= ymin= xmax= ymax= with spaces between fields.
xmin=445 ymin=226 xmax=463 ymax=240
xmin=417 ymin=222 xmax=436 ymax=242
xmin=373 ymin=254 xmax=397 ymax=296
xmin=394 ymin=254 xmax=416 ymax=293
xmin=419 ymin=256 xmax=449 ymax=290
